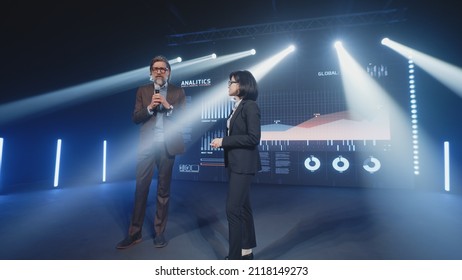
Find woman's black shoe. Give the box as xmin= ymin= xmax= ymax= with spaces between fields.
xmin=224 ymin=253 xmax=254 ymax=260
xmin=242 ymin=253 xmax=254 ymax=260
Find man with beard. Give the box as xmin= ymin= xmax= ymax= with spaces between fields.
xmin=117 ymin=55 xmax=186 ymax=249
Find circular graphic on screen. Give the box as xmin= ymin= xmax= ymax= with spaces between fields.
xmin=304 ymin=156 xmax=321 ymax=172
xmin=363 ymin=156 xmax=381 ymax=173
xmin=332 ymin=156 xmax=349 ymax=173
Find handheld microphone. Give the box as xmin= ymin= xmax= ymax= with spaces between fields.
xmin=154 ymin=83 xmax=160 ymax=94
xmin=154 ymin=77 xmax=163 ymax=94
xmin=153 ymin=82 xmax=162 ymax=111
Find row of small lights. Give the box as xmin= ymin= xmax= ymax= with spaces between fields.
xmin=408 ymin=59 xmax=420 ymax=175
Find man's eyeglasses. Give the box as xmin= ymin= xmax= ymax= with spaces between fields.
xmin=152 ymin=67 xmax=169 ymax=74
xmin=228 ymin=81 xmax=238 ymax=86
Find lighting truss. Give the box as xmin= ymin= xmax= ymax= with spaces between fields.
xmin=166 ymin=9 xmax=407 ymax=46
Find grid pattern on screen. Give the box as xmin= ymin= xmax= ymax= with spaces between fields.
xmin=258 ymin=87 xmax=347 ymax=127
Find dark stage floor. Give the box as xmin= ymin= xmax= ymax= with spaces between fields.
xmin=1 ymin=180 xmax=461 ymax=260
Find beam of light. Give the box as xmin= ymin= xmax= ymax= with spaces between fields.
xmin=382 ymin=38 xmax=462 ymax=98
xmin=53 ymin=139 xmax=62 ymax=187
xmin=167 ymin=45 xmax=296 ymax=148
xmin=250 ymin=45 xmax=295 ymax=81
xmin=102 ymin=140 xmax=107 ymax=183
xmin=334 ymin=42 xmax=394 ymax=122
xmin=169 ymin=57 xmax=182 ymax=64
xmin=194 ymin=45 xmax=295 ymax=118
xmin=0 ymin=55 xmax=227 ymax=126
xmin=193 ymin=46 xmax=293 ymax=119
xmin=0 ymin=68 xmax=148 ymax=125
xmin=173 ymin=50 xmax=255 ymax=78
xmin=335 ymin=42 xmax=417 ymax=185
xmin=444 ymin=141 xmax=450 ymax=192
xmin=171 ymin=53 xmax=217 ymax=72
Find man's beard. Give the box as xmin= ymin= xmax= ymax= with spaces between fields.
xmin=154 ymin=77 xmax=166 ymax=86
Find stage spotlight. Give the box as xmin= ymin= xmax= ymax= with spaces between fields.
xmin=382 ymin=38 xmax=462 ymax=98
xmin=334 ymin=41 xmax=342 ymax=48
xmin=172 ymin=53 xmax=217 ymax=71
xmin=172 ymin=52 xmax=237 ymax=76
xmin=250 ymin=45 xmax=296 ymax=81
xmin=250 ymin=49 xmax=256 ymax=55
xmin=54 ymin=139 xmax=62 ymax=187
xmin=169 ymin=57 xmax=182 ymax=64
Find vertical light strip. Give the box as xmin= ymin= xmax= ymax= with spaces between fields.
xmin=408 ymin=59 xmax=420 ymax=175
xmin=0 ymin=138 xmax=3 ymax=182
xmin=53 ymin=139 xmax=62 ymax=187
xmin=102 ymin=140 xmax=107 ymax=182
xmin=444 ymin=141 xmax=450 ymax=192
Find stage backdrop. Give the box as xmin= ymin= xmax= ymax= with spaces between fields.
xmin=0 ymin=40 xmax=416 ymax=191
xmin=171 ymin=49 xmax=413 ymax=188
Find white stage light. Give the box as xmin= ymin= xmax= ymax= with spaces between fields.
xmin=102 ymin=140 xmax=107 ymax=183
xmin=54 ymin=139 xmax=62 ymax=187
xmin=444 ymin=141 xmax=450 ymax=191
xmin=169 ymin=57 xmax=182 ymax=64
xmin=381 ymin=38 xmax=390 ymax=45
xmin=383 ymin=38 xmax=462 ymax=98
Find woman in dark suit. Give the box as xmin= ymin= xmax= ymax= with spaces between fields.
xmin=211 ymin=70 xmax=261 ymax=260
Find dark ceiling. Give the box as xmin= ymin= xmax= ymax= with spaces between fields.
xmin=1 ymin=0 xmax=460 ymax=103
